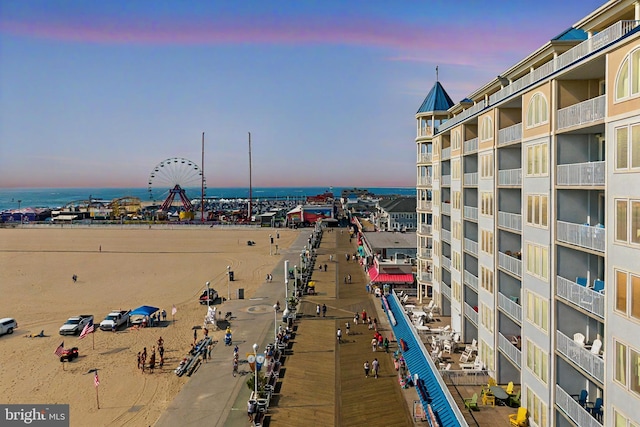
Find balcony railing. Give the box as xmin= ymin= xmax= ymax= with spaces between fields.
xmin=464 ymin=303 xmax=478 ymax=326
xmin=498 ymin=292 xmax=522 ymax=323
xmin=498 ymin=168 xmax=522 ymax=186
xmin=556 ymin=276 xmax=605 ymax=319
xmin=441 ymin=175 xmax=451 ymax=186
xmin=557 ymin=221 xmax=605 ymax=252
xmin=463 ymin=270 xmax=478 ymax=291
xmin=498 ymin=251 xmax=522 ymax=278
xmin=419 ymin=223 xmax=433 ymax=235
xmin=463 ymin=172 xmax=478 ymax=186
xmin=498 ymin=123 xmax=522 ymax=146
xmin=464 ymin=138 xmax=478 ymax=154
xmin=440 ymin=101 xmax=487 ymax=132
xmin=557 ymin=95 xmax=606 ymax=130
xmin=418 ymin=127 xmax=434 ymax=138
xmin=556 ymin=330 xmax=604 ymax=384
xmin=498 ymin=211 xmax=522 ymax=232
xmin=463 ymin=206 xmax=478 ymax=221
xmin=442 ymin=147 xmax=451 ymax=160
xmin=464 ymin=238 xmax=478 ymax=256
xmin=441 ymin=229 xmax=451 ymax=243
xmin=418 ymin=152 xmax=433 ymax=163
xmin=498 ymin=332 xmax=522 ymax=368
xmin=556 ymin=385 xmax=603 ymax=427
xmin=419 ymin=272 xmax=433 ymax=282
xmin=418 ymin=176 xmax=433 ymax=186
xmin=441 ymin=282 xmax=452 ymax=299
xmin=442 ymin=255 xmax=451 ymax=271
xmin=441 ymin=202 xmax=451 ymax=215
xmin=417 ymin=200 xmax=433 ymax=211
xmin=418 ymin=247 xmax=433 ymax=258
xmin=557 ymin=161 xmax=605 ymax=186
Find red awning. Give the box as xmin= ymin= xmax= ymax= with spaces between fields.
xmin=368 ymin=265 xmax=414 ymax=284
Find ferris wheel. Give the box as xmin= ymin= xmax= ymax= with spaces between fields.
xmin=148 ymin=157 xmax=206 ymax=211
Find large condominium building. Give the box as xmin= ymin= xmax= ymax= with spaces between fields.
xmin=415 ymin=1 xmax=640 ymax=426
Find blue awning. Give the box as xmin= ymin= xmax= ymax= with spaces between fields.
xmin=130 ymin=305 xmax=159 ymax=316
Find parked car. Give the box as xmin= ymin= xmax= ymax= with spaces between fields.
xmin=99 ymin=310 xmax=130 ymax=331
xmin=59 ymin=315 xmax=93 ymax=336
xmin=0 ymin=318 xmax=17 ymax=336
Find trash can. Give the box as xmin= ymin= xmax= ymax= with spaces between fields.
xmin=237 ymin=288 xmax=244 ymax=299
xmin=228 ymin=271 xmax=234 ymax=281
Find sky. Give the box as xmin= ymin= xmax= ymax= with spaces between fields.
xmin=0 ymin=0 xmax=605 ymax=189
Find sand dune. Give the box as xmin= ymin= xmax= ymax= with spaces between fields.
xmin=0 ymin=227 xmax=295 ymax=426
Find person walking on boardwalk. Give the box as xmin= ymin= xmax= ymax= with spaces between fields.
xmin=383 ymin=337 xmax=390 ymax=353
xmin=371 ymin=337 xmax=377 ymax=352
xmin=364 ymin=361 xmax=370 ymax=378
xmin=361 ymin=309 xmax=367 ymax=323
xmin=337 ymin=328 xmax=342 ymax=343
xmin=372 ymin=358 xmax=379 ymax=378
xmin=345 ymin=321 xmax=350 ymax=335
xmin=322 ymin=304 xmax=327 ymax=317
xmin=353 ymin=312 xmax=359 ymax=325
xmin=316 ymin=304 xmax=320 ymax=316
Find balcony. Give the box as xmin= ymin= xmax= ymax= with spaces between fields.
xmin=418 ymin=247 xmax=433 ymax=258
xmin=419 ymin=223 xmax=433 ymax=235
xmin=557 ymin=161 xmax=605 ymax=186
xmin=463 ymin=270 xmax=478 ymax=292
xmin=556 ymin=276 xmax=605 ymax=319
xmin=498 ymin=211 xmax=522 ymax=232
xmin=498 ymin=292 xmax=522 ymax=324
xmin=464 ymin=138 xmax=478 ymax=154
xmin=497 ymin=168 xmax=522 ymax=186
xmin=463 ymin=303 xmax=478 ymax=326
xmin=557 ymin=221 xmax=605 ymax=252
xmin=557 ymin=95 xmax=606 ymax=131
xmin=441 ymin=282 xmax=452 ymax=299
xmin=463 ymin=206 xmax=478 ymax=221
xmin=417 ymin=200 xmax=433 ymax=211
xmin=556 ymin=330 xmax=604 ymax=384
xmin=497 ymin=123 xmax=522 ymax=146
xmin=441 ymin=202 xmax=451 ymax=215
xmin=418 ymin=127 xmax=434 ymax=138
xmin=556 ymin=385 xmax=603 ymax=427
xmin=440 ymin=101 xmax=486 ymax=132
xmin=418 ymin=176 xmax=433 ymax=186
xmin=498 ymin=332 xmax=522 ymax=369
xmin=498 ymin=251 xmax=522 ymax=278
xmin=463 ymin=238 xmax=478 ymax=256
xmin=419 ymin=272 xmax=433 ymax=282
xmin=441 ymin=229 xmax=451 ymax=243
xmin=463 ymin=172 xmax=478 ymax=186
xmin=418 ymin=152 xmax=433 ymax=163
xmin=441 ymin=175 xmax=451 ymax=186
xmin=442 ymin=255 xmax=451 ymax=271
xmin=442 ymin=147 xmax=451 ymax=160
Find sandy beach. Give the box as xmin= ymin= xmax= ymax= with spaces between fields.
xmin=0 ymin=227 xmax=296 ymax=426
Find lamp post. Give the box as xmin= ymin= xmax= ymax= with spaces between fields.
xmin=284 ymin=260 xmax=289 ymax=300
xmin=293 ymin=264 xmax=297 ymax=297
xmin=252 ymin=343 xmax=259 ymax=398
xmin=273 ymin=303 xmax=279 ymax=342
xmin=227 ymin=266 xmax=231 ymax=302
xmin=206 ymin=281 xmax=211 ymax=307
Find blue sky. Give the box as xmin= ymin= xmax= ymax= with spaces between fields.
xmin=0 ymin=0 xmax=604 ymax=188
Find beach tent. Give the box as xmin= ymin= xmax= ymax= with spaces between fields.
xmin=130 ymin=305 xmax=159 ymax=317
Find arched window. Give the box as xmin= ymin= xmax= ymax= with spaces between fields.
xmin=480 ymin=116 xmax=493 ymax=141
xmin=615 ymin=47 xmax=640 ymax=101
xmin=526 ymin=92 xmax=549 ymax=128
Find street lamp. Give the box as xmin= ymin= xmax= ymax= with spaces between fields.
xmin=293 ymin=265 xmax=297 ymax=297
xmin=206 ymin=281 xmax=211 ymax=307
xmin=273 ymin=303 xmax=279 ymax=342
xmin=227 ymin=266 xmax=231 ymax=302
xmin=252 ymin=343 xmax=259 ymax=398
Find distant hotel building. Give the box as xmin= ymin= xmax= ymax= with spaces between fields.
xmin=415 ymin=1 xmax=640 ymax=426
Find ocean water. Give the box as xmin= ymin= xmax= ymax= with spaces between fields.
xmin=0 ymin=186 xmax=415 ymax=211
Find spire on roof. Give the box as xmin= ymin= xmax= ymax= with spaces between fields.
xmin=416 ymin=80 xmax=454 ymax=114
xmin=436 ymin=65 xmax=439 ymax=82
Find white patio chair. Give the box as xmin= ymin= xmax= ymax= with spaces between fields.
xmin=590 ymin=338 xmax=602 ymax=355
xmin=573 ymin=332 xmax=586 ymax=346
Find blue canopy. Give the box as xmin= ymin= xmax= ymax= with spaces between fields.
xmin=130 ymin=305 xmax=159 ymax=316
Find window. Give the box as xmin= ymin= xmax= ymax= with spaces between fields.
xmin=526 ymin=340 xmax=548 ymax=384
xmin=452 ymin=251 xmax=461 ymax=271
xmin=615 ymin=124 xmax=640 ymax=170
xmin=526 ymin=92 xmax=549 ymax=128
xmin=526 ymin=291 xmax=549 ymax=332
xmin=526 ymin=387 xmax=548 ymax=427
xmin=452 ymin=130 xmax=461 ymax=150
xmin=615 ymin=340 xmax=627 ymax=386
xmin=617 ymin=199 xmax=629 ymax=241
xmin=616 ymin=270 xmax=628 ymax=313
xmin=481 ymin=230 xmax=494 ymax=254
xmin=481 ymin=192 xmax=493 ymax=216
xmin=526 ymin=243 xmax=549 ymax=280
xmin=479 ymin=339 xmax=494 ymax=371
xmin=453 ymin=280 xmax=461 ymax=302
xmin=615 ymin=268 xmax=640 ymax=322
xmin=480 ymin=154 xmax=493 ymax=179
xmin=481 ymin=266 xmax=494 ymax=293
xmin=526 ymin=194 xmax=548 ymax=228
xmin=614 ymin=198 xmax=640 ymax=245
xmin=615 ymin=47 xmax=640 ymax=101
xmin=452 ymin=221 xmax=461 ymax=240
xmin=614 ymin=408 xmax=640 ymax=427
xmin=632 ymin=348 xmax=640 ymax=396
xmin=452 ymin=159 xmax=461 ymax=179
xmin=526 ymin=142 xmax=549 ymax=176
xmin=481 ymin=303 xmax=493 ymax=333
xmin=480 ymin=116 xmax=493 ymax=142
xmin=452 ymin=192 xmax=461 ymax=210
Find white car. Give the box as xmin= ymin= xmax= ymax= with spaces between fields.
xmin=59 ymin=315 xmax=93 ymax=336
xmin=0 ymin=318 xmax=17 ymax=336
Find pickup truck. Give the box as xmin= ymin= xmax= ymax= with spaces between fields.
xmin=199 ymin=288 xmax=219 ymax=305
xmin=99 ymin=310 xmax=130 ymax=331
xmin=59 ymin=315 xmax=93 ymax=336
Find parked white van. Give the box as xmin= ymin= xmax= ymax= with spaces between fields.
xmin=0 ymin=318 xmax=17 ymax=335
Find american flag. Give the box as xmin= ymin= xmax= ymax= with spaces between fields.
xmin=54 ymin=342 xmax=64 ymax=357
xmin=94 ymin=372 xmax=100 ymax=387
xmin=79 ymin=320 xmax=94 ymax=339
xmin=171 ymin=305 xmax=177 ymax=316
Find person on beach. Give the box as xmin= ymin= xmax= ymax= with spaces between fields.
xmin=364 ymin=361 xmax=370 ymax=378
xmin=322 ymin=304 xmax=327 ymax=317
xmin=72 ymin=274 xmax=77 ymax=283
xmin=149 ymin=351 xmax=156 ymax=373
xmin=247 ymin=400 xmax=256 ymax=422
xmin=316 ymin=304 xmax=320 ymax=316
xmin=193 ymin=328 xmax=197 ymax=344
xmin=161 ymin=309 xmax=167 ymax=321
xmin=347 ymin=274 xmax=351 ymax=283
xmin=372 ymin=358 xmax=379 ymax=379
xmin=354 ymin=312 xmax=359 ymax=325
xmin=137 ymin=352 xmax=142 ymax=370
